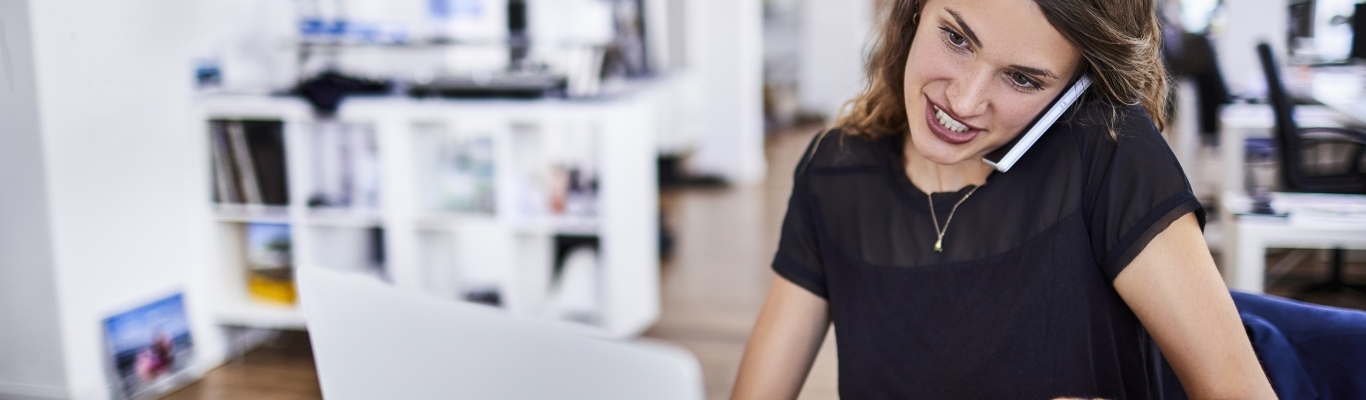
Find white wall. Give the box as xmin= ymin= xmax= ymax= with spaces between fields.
xmin=798 ymin=0 xmax=874 ymax=119
xmin=683 ymin=0 xmax=767 ymax=184
xmin=14 ymin=1 xmax=230 ymax=398
xmin=1213 ymin=0 xmax=1288 ymax=97
xmin=0 ymin=2 xmax=71 ymax=398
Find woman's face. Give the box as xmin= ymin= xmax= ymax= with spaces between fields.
xmin=904 ymin=0 xmax=1082 ymax=165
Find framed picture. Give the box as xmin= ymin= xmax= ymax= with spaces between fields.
xmin=103 ymin=293 xmax=195 ymax=400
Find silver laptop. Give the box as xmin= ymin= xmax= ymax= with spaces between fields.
xmin=297 ymin=266 xmax=704 ymax=400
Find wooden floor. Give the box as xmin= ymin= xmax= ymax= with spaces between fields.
xmin=643 ymin=127 xmax=839 ymax=400
xmin=161 ymin=126 xmax=1366 ymax=400
xmin=160 ymin=331 xmax=322 ymax=400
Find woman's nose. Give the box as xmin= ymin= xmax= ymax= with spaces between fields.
xmin=946 ymin=69 xmax=992 ymax=118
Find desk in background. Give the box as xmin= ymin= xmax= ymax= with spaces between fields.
xmin=1220 ymin=191 xmax=1366 ymax=293
xmin=1216 ymin=65 xmax=1366 ymax=291
xmin=1289 ymin=66 xmax=1366 ymax=123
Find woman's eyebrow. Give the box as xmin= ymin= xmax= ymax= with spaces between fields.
xmin=1008 ymin=64 xmax=1060 ymax=80
xmin=944 ymin=8 xmax=982 ymax=48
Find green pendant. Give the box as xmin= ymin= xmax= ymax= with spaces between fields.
xmin=934 ymin=238 xmax=943 ymax=253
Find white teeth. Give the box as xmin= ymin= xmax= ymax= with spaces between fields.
xmin=934 ymin=105 xmax=969 ymax=133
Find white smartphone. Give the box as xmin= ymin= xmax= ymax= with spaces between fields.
xmin=982 ymin=75 xmax=1092 ymax=172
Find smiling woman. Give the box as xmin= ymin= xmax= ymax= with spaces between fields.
xmin=731 ymin=0 xmax=1277 ymax=399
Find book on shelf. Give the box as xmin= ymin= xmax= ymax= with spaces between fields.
xmin=209 ymin=122 xmax=242 ymax=203
xmin=209 ymin=119 xmax=290 ymax=206
xmin=226 ymin=122 xmax=262 ymax=204
xmin=245 ymin=223 xmax=295 ymax=304
xmin=247 ymin=121 xmax=290 ymax=205
xmin=309 ymin=121 xmax=381 ymax=209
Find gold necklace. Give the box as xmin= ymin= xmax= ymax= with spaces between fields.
xmin=926 ymin=185 xmax=980 ymax=253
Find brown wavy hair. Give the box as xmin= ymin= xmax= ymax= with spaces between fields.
xmin=836 ymin=0 xmax=1168 ymax=139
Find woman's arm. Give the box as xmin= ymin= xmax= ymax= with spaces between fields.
xmin=731 ymin=276 xmax=831 ymax=400
xmin=1113 ymin=213 xmax=1276 ymax=399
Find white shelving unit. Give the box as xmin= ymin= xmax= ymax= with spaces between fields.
xmin=193 ymin=87 xmax=662 ymax=338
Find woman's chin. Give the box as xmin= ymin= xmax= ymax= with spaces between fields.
xmin=908 ymin=133 xmax=979 ymax=166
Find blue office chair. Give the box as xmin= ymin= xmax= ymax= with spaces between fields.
xmin=1156 ymin=292 xmax=1366 ymax=399
xmin=1231 ymin=291 xmax=1366 ymax=399
xmin=1256 ymin=42 xmax=1366 ymax=296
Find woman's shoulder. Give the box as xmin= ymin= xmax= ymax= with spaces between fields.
xmin=1059 ymin=100 xmax=1191 ymax=206
xmin=1061 ymin=101 xmax=1167 ymax=158
xmin=796 ymin=127 xmax=895 ymax=175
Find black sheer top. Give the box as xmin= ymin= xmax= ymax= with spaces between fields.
xmin=773 ymin=102 xmax=1204 ymax=399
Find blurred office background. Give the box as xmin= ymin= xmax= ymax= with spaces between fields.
xmin=2 ymin=0 xmax=1365 ymax=399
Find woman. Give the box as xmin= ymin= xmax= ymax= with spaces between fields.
xmin=732 ymin=0 xmax=1276 ymax=398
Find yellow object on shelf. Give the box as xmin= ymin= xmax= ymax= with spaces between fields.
xmin=244 ymin=223 xmax=295 ymax=305
xmin=248 ymin=271 xmax=297 ymax=304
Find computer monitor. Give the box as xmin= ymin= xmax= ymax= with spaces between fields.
xmin=1351 ymin=3 xmax=1366 ymax=60
xmin=1288 ymin=0 xmax=1358 ymax=65
xmin=297 ymin=266 xmax=704 ymax=400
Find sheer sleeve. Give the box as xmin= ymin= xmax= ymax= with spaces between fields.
xmin=1076 ymin=105 xmax=1207 ymax=282
xmin=772 ymin=131 xmax=831 ymax=299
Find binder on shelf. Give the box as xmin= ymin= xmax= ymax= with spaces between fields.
xmin=209 ymin=122 xmax=241 ymax=203
xmin=245 ymin=121 xmax=290 ymax=206
xmin=226 ymin=122 xmax=262 ymax=204
xmin=208 ymin=120 xmax=290 ymax=207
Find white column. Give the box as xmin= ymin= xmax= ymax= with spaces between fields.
xmin=0 ymin=2 xmax=71 ymax=398
xmin=16 ymin=0 xmax=237 ymax=397
xmin=685 ymin=0 xmax=768 ymax=184
xmin=798 ymin=0 xmax=874 ymax=119
xmin=1212 ymin=0 xmax=1288 ymax=97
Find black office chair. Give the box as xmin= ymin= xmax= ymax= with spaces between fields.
xmin=1256 ymin=42 xmax=1366 ymax=296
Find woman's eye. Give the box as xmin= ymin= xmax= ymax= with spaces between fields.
xmin=941 ymin=28 xmax=968 ymax=47
xmin=1008 ymin=71 xmax=1041 ymax=91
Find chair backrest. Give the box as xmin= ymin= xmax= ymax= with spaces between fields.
xmin=1231 ymin=290 xmax=1366 ymax=397
xmin=1256 ymin=42 xmax=1305 ymax=189
xmin=297 ymin=266 xmax=705 ymax=400
xmin=1353 ymin=4 xmax=1366 ymax=61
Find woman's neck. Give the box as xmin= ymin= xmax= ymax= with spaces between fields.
xmin=903 ymin=139 xmax=995 ymax=193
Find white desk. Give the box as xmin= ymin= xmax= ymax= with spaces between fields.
xmin=1220 ymin=191 xmax=1366 ymax=293
xmin=1293 ymin=67 xmax=1366 ymax=124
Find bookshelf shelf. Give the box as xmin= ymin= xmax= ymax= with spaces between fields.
xmin=213 ymin=204 xmax=292 ymax=224
xmin=195 ymin=84 xmax=663 ymax=338
xmin=510 ymin=216 xmax=600 ymax=236
xmin=306 ymin=208 xmax=383 ymax=228
xmin=413 ymin=212 xmax=499 ymax=231
xmin=213 ymin=295 xmax=306 ymax=330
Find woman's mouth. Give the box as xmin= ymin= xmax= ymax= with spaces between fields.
xmin=924 ymin=99 xmax=981 ymax=145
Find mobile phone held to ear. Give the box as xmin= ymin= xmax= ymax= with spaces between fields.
xmin=982 ymin=75 xmax=1092 ymax=172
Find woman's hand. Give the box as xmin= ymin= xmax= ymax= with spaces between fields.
xmin=1114 ymin=213 xmax=1277 ymax=399
xmin=730 ymin=276 xmax=831 ymax=400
